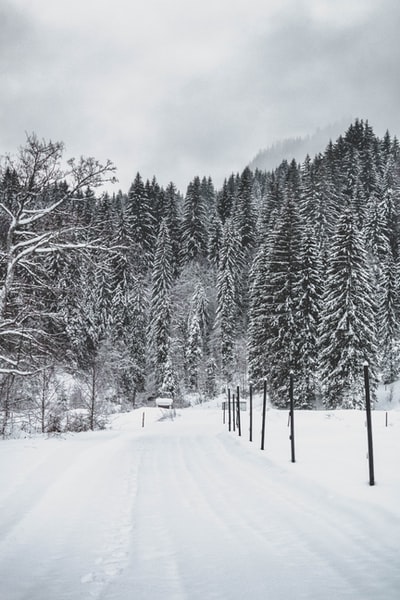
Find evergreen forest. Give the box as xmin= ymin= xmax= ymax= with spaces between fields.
xmin=1 ymin=119 xmax=400 ymax=433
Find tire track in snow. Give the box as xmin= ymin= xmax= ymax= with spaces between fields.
xmin=104 ymin=422 xmax=400 ymax=600
xmin=209 ymin=431 xmax=400 ymax=599
xmin=80 ymin=434 xmax=144 ymax=599
xmin=0 ymin=433 xmax=144 ymax=600
xmin=103 ymin=434 xmax=187 ymax=600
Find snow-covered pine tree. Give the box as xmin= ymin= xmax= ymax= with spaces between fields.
xmin=126 ymin=172 xmax=156 ymax=273
xmin=264 ymin=195 xmax=303 ymax=407
xmin=110 ymin=243 xmax=148 ymax=405
xmin=161 ymin=354 xmax=180 ymax=401
xmin=299 ymin=154 xmax=336 ymax=254
xmin=126 ymin=280 xmax=148 ymax=398
xmin=208 ymin=213 xmax=223 ymax=268
xmin=180 ymin=176 xmax=208 ymax=264
xmin=216 ymin=174 xmax=237 ymax=223
xmin=233 ymin=167 xmax=257 ymax=252
xmin=342 ymin=145 xmax=366 ymax=228
xmin=145 ymin=176 xmax=162 ymax=226
xmin=377 ymin=252 xmax=400 ymax=384
xmin=364 ymin=175 xmax=390 ymax=276
xmin=149 ymin=219 xmax=174 ymax=386
xmin=319 ymin=208 xmax=378 ymax=408
xmin=216 ymin=219 xmax=244 ymax=383
xmin=159 ymin=182 xmax=182 ymax=275
xmin=185 ymin=281 xmax=209 ymax=390
xmin=200 ymin=176 xmax=216 ymax=214
xmin=247 ymin=242 xmax=271 ymax=386
xmin=380 ymin=155 xmax=400 ymax=260
xmin=295 ymin=229 xmax=322 ymax=408
xmin=255 ymin=171 xmax=285 ymax=239
xmin=61 ymin=251 xmax=115 ymax=428
xmin=185 ymin=312 xmax=203 ymax=390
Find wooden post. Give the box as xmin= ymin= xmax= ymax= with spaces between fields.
xmin=249 ymin=383 xmax=253 ymax=442
xmin=289 ymin=371 xmax=295 ymax=463
xmin=363 ymin=363 xmax=375 ymax=486
xmin=261 ymin=379 xmax=267 ymax=450
xmin=142 ymin=411 xmax=145 ymax=428
xmin=236 ymin=385 xmax=241 ymax=437
xmin=228 ymin=388 xmax=231 ymax=431
xmin=232 ymin=393 xmax=236 ymax=432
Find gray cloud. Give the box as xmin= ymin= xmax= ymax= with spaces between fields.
xmin=140 ymin=0 xmax=400 ymax=190
xmin=1 ymin=0 xmax=400 ymax=193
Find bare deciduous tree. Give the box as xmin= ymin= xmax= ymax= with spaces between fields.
xmin=0 ymin=134 xmax=116 ymax=377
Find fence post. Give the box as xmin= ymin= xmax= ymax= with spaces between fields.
xmin=289 ymin=371 xmax=295 ymax=463
xmin=236 ymin=385 xmax=241 ymax=436
xmin=249 ymin=383 xmax=253 ymax=442
xmin=363 ymin=363 xmax=375 ymax=486
xmin=228 ymin=388 xmax=231 ymax=431
xmin=232 ymin=393 xmax=236 ymax=432
xmin=261 ymin=379 xmax=267 ymax=450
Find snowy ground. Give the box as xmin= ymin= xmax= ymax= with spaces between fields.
xmin=0 ymin=397 xmax=399 ymax=600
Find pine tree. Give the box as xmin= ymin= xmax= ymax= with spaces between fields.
xmin=184 ymin=281 xmax=209 ymax=390
xmin=159 ymin=182 xmax=182 ymax=275
xmin=126 ymin=172 xmax=156 ymax=272
xmin=256 ymin=172 xmax=285 ymax=239
xmin=200 ymin=176 xmax=216 ymax=213
xmin=264 ymin=196 xmax=303 ymax=407
xmin=216 ymin=219 xmax=244 ymax=382
xmin=320 ymin=209 xmax=378 ymax=408
xmin=127 ymin=280 xmax=148 ymax=397
xmin=208 ymin=213 xmax=223 ymax=268
xmin=185 ymin=312 xmax=203 ymax=390
xmin=161 ymin=354 xmax=179 ymax=401
xmin=295 ymin=230 xmax=322 ymax=407
xmin=247 ymin=243 xmax=271 ymax=386
xmin=217 ymin=174 xmax=236 ymax=223
xmin=364 ymin=176 xmax=390 ymax=276
xmin=341 ymin=144 xmax=366 ymax=227
xmin=377 ymin=253 xmax=400 ymax=384
xmin=299 ymin=154 xmax=334 ymax=252
xmin=149 ymin=219 xmax=174 ymax=386
xmin=233 ymin=167 xmax=256 ymax=252
xmin=381 ymin=156 xmax=400 ymax=259
xmin=181 ymin=176 xmax=208 ymax=264
xmin=145 ymin=176 xmax=162 ymax=226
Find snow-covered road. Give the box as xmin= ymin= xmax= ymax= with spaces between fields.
xmin=0 ymin=405 xmax=399 ymax=599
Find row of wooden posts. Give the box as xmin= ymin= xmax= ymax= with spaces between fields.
xmin=223 ymin=364 xmax=375 ymax=486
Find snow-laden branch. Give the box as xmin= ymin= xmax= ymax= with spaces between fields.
xmin=0 ymin=367 xmax=37 ymax=376
xmin=0 ymin=202 xmax=14 ymax=219
xmin=17 ymin=197 xmax=66 ymax=227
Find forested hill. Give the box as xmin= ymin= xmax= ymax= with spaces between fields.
xmin=248 ymin=120 xmax=349 ymax=173
xmin=0 ymin=119 xmax=399 ymax=432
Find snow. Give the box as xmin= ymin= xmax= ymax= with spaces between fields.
xmin=0 ymin=399 xmax=399 ymax=599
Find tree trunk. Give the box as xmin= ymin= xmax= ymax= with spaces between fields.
xmin=1 ymin=374 xmax=15 ymax=436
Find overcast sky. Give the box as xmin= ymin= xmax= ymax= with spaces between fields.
xmin=1 ymin=0 xmax=399 ymax=193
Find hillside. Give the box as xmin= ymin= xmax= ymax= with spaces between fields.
xmin=248 ymin=120 xmax=350 ymax=172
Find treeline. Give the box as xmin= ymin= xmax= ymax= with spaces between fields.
xmin=1 ymin=120 xmax=400 ymax=432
